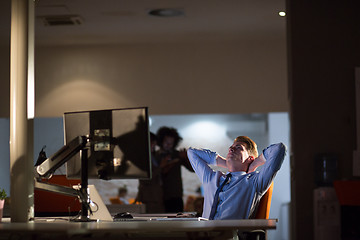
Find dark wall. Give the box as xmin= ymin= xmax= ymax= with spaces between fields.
xmin=0 ymin=0 xmax=10 ymax=118
xmin=287 ymin=1 xmax=360 ymax=239
xmin=0 ymin=46 xmax=10 ymax=118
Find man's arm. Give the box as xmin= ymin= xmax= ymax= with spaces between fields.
xmin=254 ymin=143 xmax=286 ymax=191
xmin=179 ymin=148 xmax=195 ymax=172
xmin=216 ymin=155 xmax=227 ymax=168
xmin=187 ymin=147 xmax=217 ymax=184
xmin=248 ymin=154 xmax=266 ymax=173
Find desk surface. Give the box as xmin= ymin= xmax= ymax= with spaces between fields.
xmin=0 ymin=219 xmax=277 ymax=240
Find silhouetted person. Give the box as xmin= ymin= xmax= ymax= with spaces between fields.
xmin=156 ymin=126 xmax=193 ymax=213
xmin=136 ymin=133 xmax=165 ymax=213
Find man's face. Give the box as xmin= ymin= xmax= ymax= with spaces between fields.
xmin=226 ymin=141 xmax=250 ymax=164
xmin=162 ymin=136 xmax=175 ymax=151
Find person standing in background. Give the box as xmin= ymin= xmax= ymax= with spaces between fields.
xmin=156 ymin=126 xmax=194 ymax=213
xmin=118 ymin=186 xmax=129 ymax=204
xmin=136 ymin=133 xmax=165 ymax=213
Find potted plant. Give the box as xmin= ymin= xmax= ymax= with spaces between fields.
xmin=0 ymin=189 xmax=6 ymax=200
xmin=0 ymin=189 xmax=6 ymax=222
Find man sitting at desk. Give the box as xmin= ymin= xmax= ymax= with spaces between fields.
xmin=187 ymin=136 xmax=286 ymax=220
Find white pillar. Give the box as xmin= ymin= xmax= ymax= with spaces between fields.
xmin=10 ymin=0 xmax=34 ymax=222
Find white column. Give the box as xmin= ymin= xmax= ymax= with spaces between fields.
xmin=10 ymin=0 xmax=34 ymax=222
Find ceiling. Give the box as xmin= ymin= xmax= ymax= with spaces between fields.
xmin=0 ymin=0 xmax=286 ymax=46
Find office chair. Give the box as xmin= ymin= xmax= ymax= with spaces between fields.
xmin=109 ymin=197 xmax=123 ymax=204
xmin=238 ymin=182 xmax=274 ymax=240
xmin=254 ymin=182 xmax=274 ymax=219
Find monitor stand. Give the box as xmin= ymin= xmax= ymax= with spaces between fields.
xmin=72 ymin=148 xmax=97 ymax=222
xmin=34 ymin=136 xmax=99 ymax=222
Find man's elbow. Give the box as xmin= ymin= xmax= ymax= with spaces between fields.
xmin=271 ymin=142 xmax=287 ymax=169
xmin=278 ymin=142 xmax=287 ymax=156
xmin=187 ymin=147 xmax=195 ymax=159
xmin=270 ymin=142 xmax=287 ymax=155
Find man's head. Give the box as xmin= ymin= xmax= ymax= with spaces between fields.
xmin=234 ymin=136 xmax=258 ymax=158
xmin=226 ymin=136 xmax=258 ymax=171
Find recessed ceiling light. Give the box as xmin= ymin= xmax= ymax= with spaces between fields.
xmin=148 ymin=8 xmax=184 ymax=17
xmin=279 ymin=11 xmax=286 ymax=17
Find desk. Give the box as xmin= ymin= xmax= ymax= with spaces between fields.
xmin=0 ymin=219 xmax=277 ymax=240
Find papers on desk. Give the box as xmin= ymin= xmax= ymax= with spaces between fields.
xmin=113 ymin=217 xmax=149 ymax=222
xmin=114 ymin=216 xmax=208 ymax=222
xmin=150 ymin=217 xmax=208 ymax=221
xmin=113 ymin=212 xmax=208 ymax=222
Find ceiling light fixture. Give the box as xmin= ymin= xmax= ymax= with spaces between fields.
xmin=278 ymin=11 xmax=286 ymax=17
xmin=148 ymin=8 xmax=184 ymax=17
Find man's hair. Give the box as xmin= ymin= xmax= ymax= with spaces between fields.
xmin=234 ymin=136 xmax=258 ymax=158
xmin=156 ymin=126 xmax=183 ymax=149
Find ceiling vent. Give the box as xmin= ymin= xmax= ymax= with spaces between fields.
xmin=39 ymin=15 xmax=83 ymax=26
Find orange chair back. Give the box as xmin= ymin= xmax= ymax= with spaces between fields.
xmin=109 ymin=197 xmax=123 ymax=204
xmin=254 ymin=182 xmax=274 ymax=219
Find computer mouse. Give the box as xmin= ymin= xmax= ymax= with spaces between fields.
xmin=114 ymin=212 xmax=133 ymax=219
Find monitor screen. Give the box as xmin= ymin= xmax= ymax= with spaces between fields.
xmin=64 ymin=107 xmax=151 ymax=180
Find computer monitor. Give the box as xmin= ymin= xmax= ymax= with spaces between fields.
xmin=64 ymin=107 xmax=151 ymax=180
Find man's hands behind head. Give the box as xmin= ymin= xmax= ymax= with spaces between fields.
xmin=247 ymin=154 xmax=266 ymax=173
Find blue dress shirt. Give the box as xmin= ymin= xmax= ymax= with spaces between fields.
xmin=187 ymin=143 xmax=286 ymax=220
